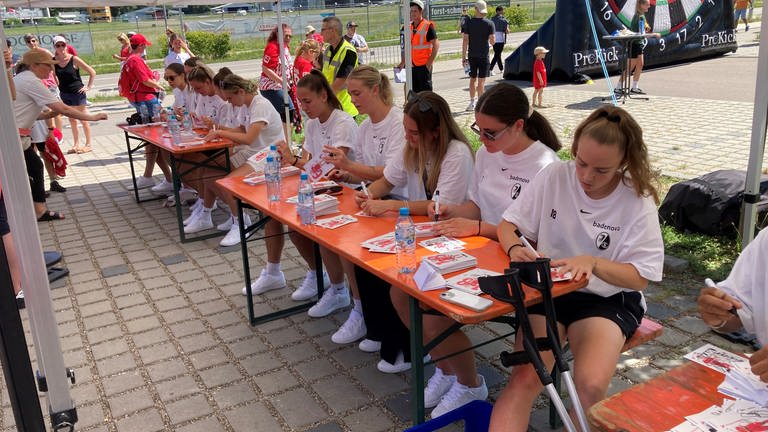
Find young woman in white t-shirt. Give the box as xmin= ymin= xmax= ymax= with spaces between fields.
xmin=404 ymin=83 xmax=562 ymax=418
xmin=354 ymin=91 xmax=475 ymax=374
xmin=492 ymin=106 xmax=664 ymax=431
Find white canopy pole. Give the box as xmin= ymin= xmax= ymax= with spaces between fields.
xmin=402 ymin=0 xmax=412 ymax=94
xmin=739 ymin=10 xmax=768 ymax=248
xmin=274 ymin=0 xmax=292 ymax=147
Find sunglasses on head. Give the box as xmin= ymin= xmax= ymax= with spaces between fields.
xmin=470 ymin=121 xmax=512 ymax=141
xmin=407 ymin=90 xmax=432 ymax=113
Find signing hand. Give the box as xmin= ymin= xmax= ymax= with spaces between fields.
xmin=322 ymin=145 xmax=349 ymax=169
xmin=551 ymin=255 xmax=595 ymax=282
xmin=750 ymin=346 xmax=768 ymax=383
xmin=507 ymin=244 xmax=539 ymax=262
xmin=697 ymin=286 xmax=742 ymax=327
xmin=435 ymin=217 xmax=478 ymax=238
xmin=361 ymin=199 xmax=392 ymax=216
xmin=203 ymin=130 xmax=220 ymax=142
xmin=327 ymin=169 xmax=349 ymax=182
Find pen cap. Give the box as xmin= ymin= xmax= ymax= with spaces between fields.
xmin=399 ymin=207 xmax=409 ymax=216
xmin=300 ymin=173 xmax=308 ymax=180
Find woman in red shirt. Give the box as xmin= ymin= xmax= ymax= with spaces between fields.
xmin=292 ymin=38 xmax=320 ymax=132
xmin=259 ymin=24 xmax=294 ymax=134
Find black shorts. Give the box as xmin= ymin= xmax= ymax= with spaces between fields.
xmin=0 ymin=195 xmax=9 ymax=236
xmin=468 ymin=57 xmax=490 ymax=78
xmin=60 ymin=91 xmax=87 ymax=106
xmin=34 ymin=141 xmax=46 ymax=152
xmin=411 ymin=65 xmax=433 ymax=93
xmin=629 ymin=43 xmax=644 ymax=59
xmin=527 ymin=290 xmax=644 ymax=339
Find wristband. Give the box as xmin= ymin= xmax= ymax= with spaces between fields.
xmin=47 ymin=127 xmax=55 ymax=131
xmin=291 ymin=155 xmax=299 ymax=166
xmin=477 ymin=220 xmax=482 ymax=236
xmin=506 ymin=243 xmax=523 ymax=257
xmin=710 ymin=318 xmax=729 ymax=331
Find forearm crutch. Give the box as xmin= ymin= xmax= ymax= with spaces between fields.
xmin=509 ymin=259 xmax=590 ymax=432
xmin=478 ymin=262 xmax=586 ymax=432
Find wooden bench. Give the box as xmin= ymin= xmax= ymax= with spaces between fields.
xmin=549 ymin=317 xmax=664 ymax=428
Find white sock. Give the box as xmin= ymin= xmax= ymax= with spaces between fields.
xmin=266 ymin=262 xmax=281 ymax=275
xmin=353 ymin=298 xmax=362 ymax=313
xmin=330 ymin=282 xmax=345 ymax=292
xmin=632 ymin=80 xmax=639 ymax=89
xmin=305 ymin=269 xmax=317 ymax=279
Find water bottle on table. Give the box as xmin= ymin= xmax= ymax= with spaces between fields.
xmin=268 ymin=144 xmax=281 ymax=166
xmin=395 ymin=207 xmax=416 ymax=274
xmin=265 ymin=155 xmax=281 ymax=202
xmin=297 ymin=173 xmax=316 ymax=225
xmin=182 ymin=109 xmax=193 ymax=132
xmin=138 ymin=104 xmax=149 ymax=124
xmin=167 ymin=109 xmax=182 ymax=145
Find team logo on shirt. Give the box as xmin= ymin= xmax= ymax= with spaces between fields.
xmin=595 ymin=232 xmax=610 ymax=250
xmin=377 ymin=137 xmax=386 ymax=154
xmin=510 ymin=183 xmax=522 ymax=200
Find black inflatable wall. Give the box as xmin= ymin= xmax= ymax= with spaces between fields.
xmin=504 ymin=0 xmax=738 ymax=82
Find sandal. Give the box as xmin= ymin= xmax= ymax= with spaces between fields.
xmin=66 ymin=147 xmax=79 ymax=154
xmin=76 ymin=146 xmax=92 ymax=154
xmin=37 ymin=210 xmax=65 ymax=222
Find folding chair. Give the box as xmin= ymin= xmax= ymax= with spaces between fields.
xmin=478 ymin=258 xmax=589 ymax=432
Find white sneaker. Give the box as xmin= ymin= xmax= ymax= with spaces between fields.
xmin=466 ymin=101 xmax=476 ymax=111
xmin=219 ymin=216 xmax=253 ymax=247
xmin=376 ymin=351 xmax=430 ymax=374
xmin=217 ymin=216 xmax=234 ymax=232
xmin=150 ymin=179 xmax=174 ymax=194
xmin=183 ymin=205 xmax=203 ymax=226
xmin=291 ymin=271 xmax=331 ymax=301
xmin=183 ymin=210 xmax=213 ymax=234
xmin=242 ymin=269 xmax=287 ymax=295
xmin=430 ymin=375 xmax=488 ymax=418
xmin=134 ymin=176 xmax=155 ymax=189
xmin=331 ymin=309 xmax=366 ymax=344
xmin=307 ymin=285 xmax=350 ymax=318
xmin=358 ymin=338 xmax=381 ymax=353
xmin=424 ymin=368 xmax=457 ymax=408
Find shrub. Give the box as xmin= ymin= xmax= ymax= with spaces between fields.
xmin=4 ymin=18 xmax=21 ymax=27
xmin=185 ymin=31 xmax=232 ymax=60
xmin=38 ymin=17 xmax=58 ymax=25
xmin=506 ymin=6 xmax=528 ymax=29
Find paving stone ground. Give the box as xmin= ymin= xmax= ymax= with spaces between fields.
xmin=1 ymin=25 xmax=765 ymax=432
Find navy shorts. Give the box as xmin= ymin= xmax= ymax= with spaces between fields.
xmin=527 ymin=290 xmax=644 ymax=339
xmin=60 ymin=91 xmax=87 ymax=107
xmin=259 ymin=89 xmax=295 ymax=123
xmin=468 ymin=57 xmax=490 ymax=78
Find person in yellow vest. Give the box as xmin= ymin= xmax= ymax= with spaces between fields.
xmin=396 ymin=0 xmax=440 ymax=93
xmin=320 ymin=16 xmax=359 ymax=117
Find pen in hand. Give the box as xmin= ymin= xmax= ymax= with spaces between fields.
xmin=514 ymin=229 xmax=540 ymax=258
xmin=361 ymin=182 xmax=371 ymax=200
xmin=705 ymin=278 xmax=738 ymax=316
xmin=433 ymin=190 xmax=440 ymax=222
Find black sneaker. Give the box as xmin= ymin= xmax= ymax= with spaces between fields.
xmin=50 ymin=181 xmax=66 ymax=193
xmin=630 ymin=88 xmax=646 ymax=94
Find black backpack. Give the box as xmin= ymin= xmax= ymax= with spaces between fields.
xmin=658 ymin=170 xmax=768 ymax=236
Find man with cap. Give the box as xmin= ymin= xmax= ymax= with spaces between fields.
xmin=319 ymin=16 xmax=358 ymax=116
xmin=118 ymin=34 xmax=169 ymax=189
xmin=305 ymin=25 xmax=324 ymax=44
xmin=344 ymin=21 xmax=369 ymax=65
xmin=490 ymin=5 xmax=509 ymax=75
xmin=397 ymin=0 xmax=440 ymax=93
xmin=12 ymin=49 xmax=108 ymax=221
xmin=461 ymin=0 xmax=495 ymax=111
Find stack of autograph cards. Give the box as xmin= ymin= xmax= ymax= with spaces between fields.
xmin=422 ymin=250 xmax=477 ymax=274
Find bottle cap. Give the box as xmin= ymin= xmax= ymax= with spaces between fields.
xmin=270 ymin=144 xmax=277 ymax=151
xmin=399 ymin=207 xmax=409 ymax=216
xmin=300 ymin=173 xmax=308 ymax=180
xmin=266 ymin=156 xmax=274 ymax=162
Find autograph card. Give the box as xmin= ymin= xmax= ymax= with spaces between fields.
xmin=684 ymin=343 xmax=749 ymax=375
xmin=315 ymin=215 xmax=357 ymax=229
xmin=419 ymin=236 xmax=466 ymax=253
xmin=303 ymin=154 xmax=335 ymax=182
xmin=551 ymin=267 xmax=573 ymax=282
xmin=415 ymin=221 xmax=439 ymax=237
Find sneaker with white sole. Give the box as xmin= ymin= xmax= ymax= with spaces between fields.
xmin=150 ymin=179 xmax=174 ymax=194
xmin=183 ymin=210 xmax=213 ymax=234
xmin=430 ymin=375 xmax=488 ymax=418
xmin=219 ymin=215 xmax=252 ymax=247
xmin=377 ymin=351 xmax=431 ymax=374
xmin=424 ymin=368 xmax=457 ymax=408
xmin=242 ymin=269 xmax=287 ymax=295
xmin=134 ymin=176 xmax=155 ymax=190
xmin=307 ymin=285 xmax=350 ymax=317
xmin=331 ymin=309 xmax=366 ymax=344
xmin=466 ymin=101 xmax=475 ymax=112
xmin=217 ymin=215 xmax=234 ymax=231
xmin=291 ymin=271 xmax=331 ymax=301
xmin=358 ymin=338 xmax=381 ymax=353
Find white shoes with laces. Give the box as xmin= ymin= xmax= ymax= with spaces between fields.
xmin=358 ymin=338 xmax=381 ymax=353
xmin=424 ymin=368 xmax=457 ymax=408
xmin=291 ymin=271 xmax=331 ymax=301
xmin=331 ymin=309 xmax=366 ymax=344
xmin=242 ymin=269 xmax=286 ymax=296
xmin=150 ymin=179 xmax=173 ymax=194
xmin=307 ymin=284 xmax=349 ymax=317
xmin=430 ymin=375 xmax=488 ymax=418
xmin=183 ymin=209 xmax=213 ymax=234
xmin=219 ymin=214 xmax=252 ymax=247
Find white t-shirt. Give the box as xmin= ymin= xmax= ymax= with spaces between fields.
xmin=193 ymin=94 xmax=225 ymax=122
xmin=383 ymin=139 xmax=474 ymax=205
xmin=355 ymin=107 xmax=406 ymax=198
xmin=182 ymin=87 xmax=198 ymax=111
xmin=164 ymin=51 xmax=190 ymax=68
xmin=303 ymin=109 xmax=359 ymax=161
xmin=502 ymin=161 xmax=664 ymax=301
xmin=716 ymin=227 xmax=768 ymax=345
xmin=13 ymin=70 xmax=59 ymax=131
xmin=245 ymin=93 xmax=284 ymax=152
xmin=217 ymin=103 xmax=248 ymax=129
xmin=469 ymin=141 xmax=559 ymax=225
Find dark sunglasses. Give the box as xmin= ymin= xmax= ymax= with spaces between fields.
xmin=54 ymin=43 xmax=66 ymax=48
xmin=407 ymin=90 xmax=432 ymax=113
xmin=470 ymin=121 xmax=511 ymax=141
xmin=164 ymin=75 xmax=177 ymax=81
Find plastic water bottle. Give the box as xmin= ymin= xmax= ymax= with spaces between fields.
xmin=138 ymin=104 xmax=149 ymax=124
xmin=265 ymin=155 xmax=281 ymax=202
xmin=167 ymin=109 xmax=182 ymax=145
xmin=638 ymin=16 xmax=645 ymax=35
xmin=395 ymin=207 xmax=416 ymax=274
xmin=297 ymin=173 xmax=316 ymax=225
xmin=268 ymin=144 xmax=281 ymax=166
xmin=182 ymin=109 xmax=193 ymax=131
xmin=151 ymin=100 xmax=162 ymax=123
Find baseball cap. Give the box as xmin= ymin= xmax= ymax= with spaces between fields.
xmin=52 ymin=35 xmax=67 ymax=45
xmin=21 ymin=49 xmax=55 ymax=66
xmin=475 ymin=0 xmax=488 ymax=14
xmin=410 ymin=0 xmax=424 ymax=10
xmin=130 ymin=33 xmax=152 ymax=46
xmin=346 ymin=21 xmax=358 ymax=28
xmin=126 ymin=31 xmax=136 ymax=37
xmin=534 ymin=46 xmax=550 ymax=55
xmin=305 ymin=25 xmax=316 ymax=34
